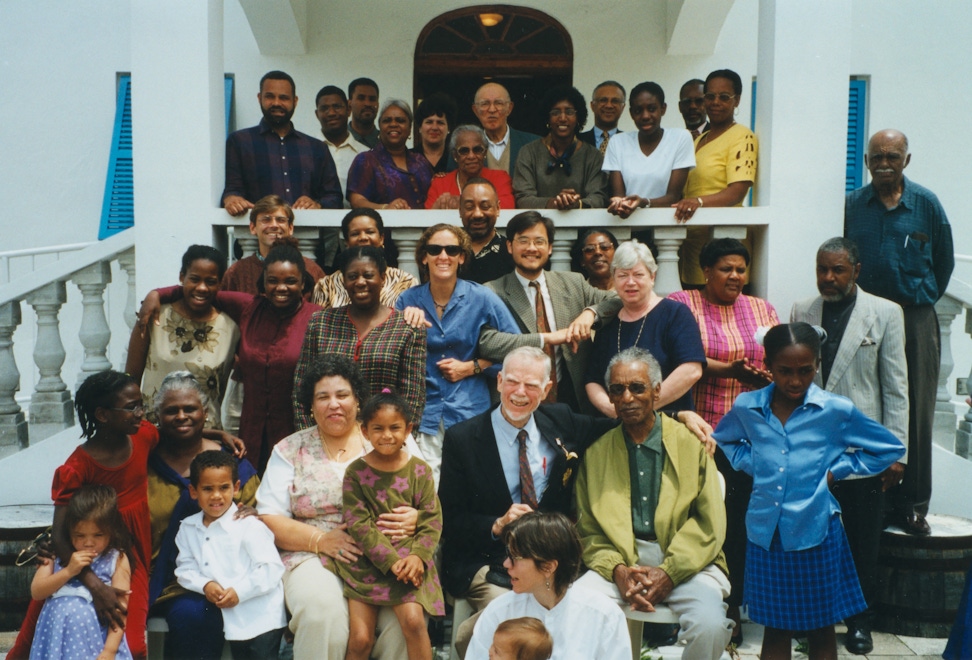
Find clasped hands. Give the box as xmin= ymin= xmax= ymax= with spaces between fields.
xmin=613 ymin=564 xmax=674 ymax=612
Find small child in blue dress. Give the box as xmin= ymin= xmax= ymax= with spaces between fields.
xmin=30 ymin=484 xmax=133 ymax=660
xmin=714 ymin=323 xmax=905 ymax=659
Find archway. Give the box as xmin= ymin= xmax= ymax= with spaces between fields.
xmin=414 ymin=5 xmax=573 ymax=136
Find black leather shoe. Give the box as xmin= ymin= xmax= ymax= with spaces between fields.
xmin=901 ymin=512 xmax=931 ymax=536
xmin=845 ymin=624 xmax=873 ymax=655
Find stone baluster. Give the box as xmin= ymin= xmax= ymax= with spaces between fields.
xmin=955 ymin=307 xmax=972 ymax=459
xmin=651 ymin=226 xmax=687 ymax=297
xmin=26 ymin=281 xmax=74 ymax=441
xmin=238 ymin=236 xmax=260 ymax=259
xmin=394 ymin=229 xmax=423 ymax=281
xmin=72 ymin=261 xmax=113 ymax=385
xmin=934 ymin=296 xmax=962 ymax=452
xmin=295 ymin=236 xmax=320 ymax=267
xmin=117 ymin=249 xmax=136 ymax=370
xmin=550 ymin=228 xmax=577 ymax=272
xmin=0 ymin=301 xmax=28 ymax=451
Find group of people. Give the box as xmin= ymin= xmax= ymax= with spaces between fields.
xmin=12 ymin=64 xmax=957 ymax=660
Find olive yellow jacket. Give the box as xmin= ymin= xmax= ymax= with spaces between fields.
xmin=575 ymin=415 xmax=728 ymax=587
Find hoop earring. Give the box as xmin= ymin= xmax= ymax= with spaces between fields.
xmin=733 ymin=107 xmax=739 ymax=117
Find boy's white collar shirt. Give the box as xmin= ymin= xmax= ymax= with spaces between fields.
xmin=175 ymin=502 xmax=287 ymax=640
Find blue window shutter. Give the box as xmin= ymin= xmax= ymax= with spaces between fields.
xmin=846 ymin=79 xmax=867 ymax=191
xmin=98 ymin=75 xmax=133 ymax=239
xmin=224 ymin=75 xmax=234 ymax=136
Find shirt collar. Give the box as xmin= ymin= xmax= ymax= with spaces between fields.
xmin=487 ymin=125 xmax=511 ymax=148
xmin=514 ymin=269 xmax=545 ymax=290
xmin=622 ymin=413 xmax=663 ymax=454
xmin=258 ymin=118 xmax=295 ymax=139
xmin=752 ymin=382 xmax=827 ymax=414
xmin=191 ymin=502 xmax=239 ymax=530
xmin=866 ymin=175 xmax=914 ymax=209
xmin=491 ymin=405 xmax=539 ymax=448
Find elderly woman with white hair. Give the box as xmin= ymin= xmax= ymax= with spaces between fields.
xmin=347 ymin=98 xmax=434 ymax=210
xmin=584 ymin=239 xmax=705 ymax=414
xmin=424 ymin=124 xmax=515 ymax=209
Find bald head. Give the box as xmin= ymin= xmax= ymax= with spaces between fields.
xmin=866 ymin=129 xmax=910 ymax=191
xmin=473 ymin=82 xmax=513 ymax=140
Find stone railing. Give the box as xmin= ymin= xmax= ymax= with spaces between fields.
xmin=947 ymin=254 xmax=972 ymax=456
xmin=0 ymin=231 xmax=136 ymax=454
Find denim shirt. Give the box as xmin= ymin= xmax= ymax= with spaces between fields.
xmin=713 ymin=383 xmax=904 ymax=551
xmin=396 ymin=279 xmax=520 ymax=434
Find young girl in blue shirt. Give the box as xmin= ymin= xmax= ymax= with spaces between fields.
xmin=714 ymin=323 xmax=904 ymax=659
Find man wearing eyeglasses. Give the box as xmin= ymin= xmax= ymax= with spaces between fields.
xmin=575 ymin=346 xmax=733 ymax=660
xmin=579 ymin=81 xmax=626 ymax=152
xmin=471 ymin=82 xmax=540 ymax=176
xmin=477 ymin=211 xmax=621 ymax=413
xmin=458 ymin=178 xmax=515 ymax=284
xmin=677 ymin=79 xmax=709 ymax=139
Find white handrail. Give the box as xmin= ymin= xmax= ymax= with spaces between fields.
xmin=0 ymin=242 xmax=97 ymax=285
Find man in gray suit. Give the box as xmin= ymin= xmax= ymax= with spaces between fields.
xmin=791 ymin=236 xmax=908 ymax=655
xmin=478 ymin=211 xmax=621 ymax=413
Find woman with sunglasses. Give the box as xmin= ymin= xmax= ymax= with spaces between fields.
xmin=513 ymin=85 xmax=609 ymax=210
xmin=395 ymin=224 xmax=520 ymax=484
xmin=425 ymin=125 xmax=515 ymax=209
xmin=672 ymin=69 xmax=758 ymax=287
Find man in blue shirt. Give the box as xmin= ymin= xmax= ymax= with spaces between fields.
xmin=844 ymin=128 xmax=954 ymax=537
xmin=221 ymin=71 xmax=342 ymax=216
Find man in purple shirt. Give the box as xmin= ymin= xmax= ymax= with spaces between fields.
xmin=222 ymin=70 xmax=342 ymax=216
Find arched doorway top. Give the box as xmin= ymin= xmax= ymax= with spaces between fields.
xmin=415 ymin=5 xmax=572 ymax=75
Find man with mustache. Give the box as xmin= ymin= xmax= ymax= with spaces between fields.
xmin=347 ymin=77 xmax=380 ymax=148
xmin=579 ymin=81 xmax=625 ymax=153
xmin=222 ymin=70 xmax=342 ymax=216
xmin=677 ymin=79 xmax=709 ymax=139
xmin=844 ymin=129 xmax=954 ymax=538
xmin=791 ymin=237 xmax=908 ymax=654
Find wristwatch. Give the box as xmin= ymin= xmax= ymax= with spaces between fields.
xmin=472 ymin=360 xmax=482 ymax=375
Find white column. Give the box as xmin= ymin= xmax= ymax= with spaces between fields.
xmin=956 ymin=308 xmax=972 ymax=458
xmin=117 ymin=249 xmax=137 ymax=371
xmin=26 ymin=282 xmax=74 ymax=441
xmin=131 ymin=0 xmax=224 ymax=296
xmin=652 ymin=226 xmax=687 ymax=297
xmin=72 ymin=261 xmax=114 ymax=385
xmin=755 ymin=0 xmax=851 ymax=308
xmin=0 ymin=302 xmax=28 ymax=451
xmin=550 ymin=228 xmax=576 ymax=272
xmin=933 ymin=297 xmax=962 ymax=451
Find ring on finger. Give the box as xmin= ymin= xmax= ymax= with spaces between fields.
xmin=338 ymin=549 xmax=344 ymax=556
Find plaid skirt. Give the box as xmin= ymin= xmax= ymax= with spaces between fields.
xmin=745 ymin=513 xmax=866 ymax=631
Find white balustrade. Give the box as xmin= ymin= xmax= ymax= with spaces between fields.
xmin=73 ymin=262 xmax=114 ymax=384
xmin=0 ymin=301 xmax=27 ymax=451
xmin=26 ymin=281 xmax=74 ymax=440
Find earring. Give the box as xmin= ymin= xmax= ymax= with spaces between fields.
xmin=545 ymin=578 xmax=551 ymax=591
xmin=733 ymin=107 xmax=739 ymax=117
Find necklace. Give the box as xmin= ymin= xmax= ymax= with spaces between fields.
xmin=322 ymin=435 xmax=359 ymax=463
xmin=432 ymin=298 xmax=449 ymax=311
xmin=618 ymin=310 xmax=650 ymax=354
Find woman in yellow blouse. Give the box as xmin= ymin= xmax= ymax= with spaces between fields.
xmin=672 ymin=69 xmax=758 ymax=287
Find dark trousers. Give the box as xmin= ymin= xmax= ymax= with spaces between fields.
xmin=715 ymin=447 xmax=753 ymax=607
xmin=833 ymin=475 xmax=886 ymax=614
xmin=229 ymin=627 xmax=285 ymax=660
xmin=890 ymin=305 xmax=940 ymax=516
xmin=156 ymin=592 xmax=225 ymax=660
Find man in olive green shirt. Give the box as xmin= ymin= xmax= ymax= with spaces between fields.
xmin=575 ymin=347 xmax=733 ymax=660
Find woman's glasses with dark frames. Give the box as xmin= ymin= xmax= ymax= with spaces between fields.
xmin=425 ymin=244 xmax=462 ymax=257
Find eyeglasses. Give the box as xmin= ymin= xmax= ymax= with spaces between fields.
xmin=703 ymin=93 xmax=736 ymax=103
xmin=549 ymin=108 xmax=577 ymax=118
xmin=108 ymin=403 xmax=146 ymax=414
xmin=607 ymin=382 xmax=650 ymax=397
xmin=456 ymin=145 xmax=486 ymax=156
xmin=425 ymin=244 xmax=462 ymax=257
xmin=513 ymin=237 xmax=548 ymax=248
xmin=475 ymin=100 xmax=509 ymax=110
xmin=581 ymin=243 xmax=614 ymax=255
xmin=256 ymin=215 xmax=290 ymax=224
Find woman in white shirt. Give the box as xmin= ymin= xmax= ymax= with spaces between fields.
xmin=604 ymin=82 xmax=695 ymax=218
xmin=466 ymin=512 xmax=630 ymax=660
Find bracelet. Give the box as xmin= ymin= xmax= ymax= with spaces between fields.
xmin=645 ymin=198 xmax=652 ymax=208
xmin=577 ymin=200 xmax=583 ymax=210
xmin=311 ymin=532 xmax=323 ymax=555
xmin=697 ymin=197 xmax=704 ymax=208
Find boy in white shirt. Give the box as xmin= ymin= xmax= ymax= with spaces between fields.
xmin=176 ymin=451 xmax=286 ymax=659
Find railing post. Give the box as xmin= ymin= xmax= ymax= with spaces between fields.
xmin=72 ymin=261 xmax=114 ymax=385
xmin=550 ymin=228 xmax=577 ymax=272
xmin=117 ymin=249 xmax=136 ymax=370
xmin=652 ymin=226 xmax=687 ymax=297
xmin=238 ymin=237 xmax=259 ymax=258
xmin=395 ymin=229 xmax=423 ymax=282
xmin=956 ymin=307 xmax=972 ymax=459
xmin=26 ymin=281 xmax=74 ymax=441
xmin=0 ymin=301 xmax=28 ymax=453
xmin=934 ymin=296 xmax=962 ymax=451
xmin=295 ymin=236 xmax=320 ymax=269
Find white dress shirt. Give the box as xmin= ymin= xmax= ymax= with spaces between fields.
xmin=490 ymin=407 xmax=558 ymax=504
xmin=175 ymin=503 xmax=287 ymax=640
xmin=515 ymin=270 xmax=564 ymax=380
xmin=486 ymin=125 xmax=511 ymax=162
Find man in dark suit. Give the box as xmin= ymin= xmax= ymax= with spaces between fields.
xmin=578 ymin=80 xmax=626 ymax=153
xmin=440 ymin=346 xmax=617 ymax=654
xmin=472 ymin=82 xmax=540 ymax=176
xmin=478 ymin=211 xmax=621 ymax=413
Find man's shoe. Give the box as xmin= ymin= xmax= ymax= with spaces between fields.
xmin=844 ymin=624 xmax=873 ymax=655
xmin=901 ymin=512 xmax=932 ymax=536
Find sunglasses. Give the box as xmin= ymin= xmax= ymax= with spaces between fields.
xmin=581 ymin=242 xmax=614 ymax=255
xmin=607 ymin=382 xmax=650 ymax=397
xmin=425 ymin=244 xmax=462 ymax=257
xmin=456 ymin=145 xmax=486 ymax=156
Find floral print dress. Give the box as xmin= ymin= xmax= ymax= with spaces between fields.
xmin=335 ymin=456 xmax=445 ymax=616
xmin=140 ymin=304 xmax=239 ymax=428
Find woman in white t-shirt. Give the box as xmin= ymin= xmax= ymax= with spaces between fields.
xmin=604 ymin=82 xmax=695 ymax=218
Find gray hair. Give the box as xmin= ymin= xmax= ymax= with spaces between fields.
xmin=604 ymin=347 xmax=662 ymax=390
xmin=153 ymin=370 xmax=209 ymax=414
xmin=501 ymin=346 xmax=552 ymax=385
xmin=379 ymin=98 xmax=413 ymax=124
xmin=611 ymin=239 xmax=657 ymax=276
xmin=449 ymin=124 xmax=488 ymax=154
xmin=817 ymin=236 xmax=860 ymax=265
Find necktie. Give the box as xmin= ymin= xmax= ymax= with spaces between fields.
xmin=599 ymin=131 xmax=611 ymax=155
xmin=529 ymin=281 xmax=557 ymax=403
xmin=517 ymin=429 xmax=539 ymax=509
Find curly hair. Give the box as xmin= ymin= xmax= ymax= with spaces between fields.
xmin=297 ymin=354 xmax=371 ymax=420
xmin=75 ymin=370 xmax=139 ymax=440
xmin=414 ymin=224 xmax=472 ymax=280
xmin=539 ymin=85 xmax=588 ymax=134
